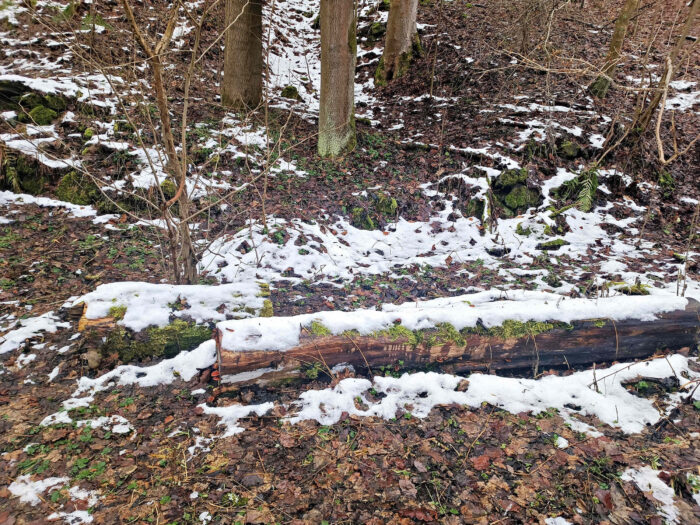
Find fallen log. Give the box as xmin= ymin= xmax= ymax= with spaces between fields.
xmin=216 ymin=295 xmax=699 ymax=385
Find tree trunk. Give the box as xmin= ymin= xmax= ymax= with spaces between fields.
xmin=376 ymin=0 xmax=420 ymax=85
xmin=318 ymin=0 xmax=357 ymax=158
xmin=588 ymin=0 xmax=638 ymax=98
xmin=638 ymin=0 xmax=699 ymax=129
xmin=222 ymin=0 xmax=263 ymax=110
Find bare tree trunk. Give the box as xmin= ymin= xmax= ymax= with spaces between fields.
xmin=638 ymin=0 xmax=699 ymax=129
xmin=589 ymin=0 xmax=639 ymax=98
xmin=318 ymin=0 xmax=357 ymax=158
xmin=222 ymin=0 xmax=263 ymax=109
xmin=376 ymin=0 xmax=420 ymax=85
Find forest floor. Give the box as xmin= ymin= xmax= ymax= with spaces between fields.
xmin=1 ymin=0 xmax=699 ymax=524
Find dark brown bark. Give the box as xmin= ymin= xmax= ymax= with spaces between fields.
xmin=222 ymin=0 xmax=263 ymax=109
xmin=217 ymin=300 xmax=700 ymax=384
xmin=376 ymin=0 xmax=420 ymax=84
xmin=318 ymin=0 xmax=357 ymax=158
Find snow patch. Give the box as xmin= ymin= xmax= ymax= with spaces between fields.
xmin=0 ymin=311 xmax=70 ymax=354
xmin=8 ymin=475 xmax=68 ymax=505
xmin=622 ymin=467 xmax=679 ymax=523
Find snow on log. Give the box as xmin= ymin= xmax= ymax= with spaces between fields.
xmin=216 ymin=292 xmax=699 ymax=383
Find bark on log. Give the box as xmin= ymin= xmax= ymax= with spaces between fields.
xmin=217 ymin=299 xmax=700 ymax=384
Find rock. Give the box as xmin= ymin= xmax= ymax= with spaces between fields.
xmin=503 ymin=185 xmax=539 ymax=211
xmin=494 ymin=168 xmax=527 ymax=189
xmin=85 ymin=349 xmax=102 ymax=369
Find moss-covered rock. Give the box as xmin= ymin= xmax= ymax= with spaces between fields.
xmin=536 ymin=238 xmax=569 ymax=251
xmin=281 ymin=85 xmax=301 ymax=100
xmin=55 ymin=171 xmax=100 ymax=205
xmin=515 ymin=222 xmax=532 ymax=236
xmin=503 ymin=185 xmax=540 ymax=211
xmin=494 ymin=168 xmax=527 ymax=189
xmin=19 ymin=92 xmax=45 ymax=110
xmin=27 ymin=105 xmax=58 ymax=125
xmin=43 ymin=94 xmax=67 ymax=112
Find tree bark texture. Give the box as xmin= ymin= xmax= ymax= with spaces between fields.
xmin=376 ymin=0 xmax=420 ymax=85
xmin=318 ymin=0 xmax=357 ymax=158
xmin=222 ymin=0 xmax=263 ymax=109
xmin=589 ymin=0 xmax=638 ymax=98
xmin=217 ymin=299 xmax=700 ymax=384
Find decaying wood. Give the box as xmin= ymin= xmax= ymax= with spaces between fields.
xmin=71 ymin=302 xmax=117 ymax=332
xmin=217 ymin=299 xmax=700 ymax=384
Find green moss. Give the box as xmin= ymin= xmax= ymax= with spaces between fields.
xmin=83 ymin=127 xmax=94 ymax=140
xmin=504 ymin=185 xmax=539 ymax=211
xmin=464 ymin=198 xmax=485 ymax=219
xmin=593 ymin=319 xmax=607 ymax=328
xmin=374 ymin=57 xmax=387 ymax=87
xmin=618 ymin=283 xmax=650 ymax=296
xmin=515 ymin=222 xmax=532 ymax=236
xmin=658 ymin=171 xmax=674 ymax=198
xmin=494 ymin=168 xmax=527 ymax=189
xmin=309 ymin=320 xmax=332 ymax=336
xmin=256 ymin=282 xmax=271 ymax=297
xmin=55 ymin=171 xmax=100 ymax=205
xmin=375 ymin=192 xmax=398 ymax=216
xmin=19 ymin=92 xmax=44 ymax=110
xmin=481 ymin=320 xmax=571 ymax=340
xmin=536 ymin=238 xmax=569 ymax=251
xmin=280 ymin=86 xmax=301 ymax=100
xmin=260 ymin=299 xmax=274 ymax=317
xmin=160 ymin=179 xmax=177 ymax=200
xmin=558 ymin=140 xmax=580 ymax=159
xmin=101 ymin=319 xmax=211 ymax=362
xmin=434 ymin=323 xmax=466 ymax=346
xmin=369 ymin=22 xmax=385 ymax=38
xmin=27 ymin=105 xmax=57 ymax=125
xmin=351 ymin=207 xmax=376 ymax=230
xmin=43 ymin=94 xmax=67 ymax=112
xmin=384 ymin=324 xmax=419 ymax=345
xmin=108 ymin=305 xmax=127 ymax=320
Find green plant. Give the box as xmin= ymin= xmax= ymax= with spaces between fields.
xmin=575 ymin=168 xmax=598 ymax=212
